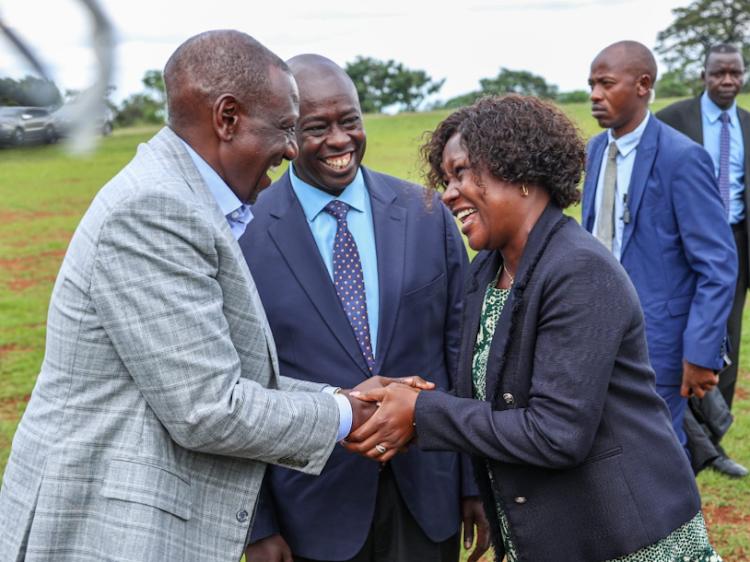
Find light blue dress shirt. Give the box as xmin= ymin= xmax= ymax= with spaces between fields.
xmin=593 ymin=111 xmax=651 ymax=261
xmin=289 ymin=163 xmax=380 ymax=358
xmin=701 ymin=91 xmax=746 ymax=224
xmin=180 ymin=139 xmax=253 ymax=240
xmin=180 ymin=138 xmax=352 ymax=440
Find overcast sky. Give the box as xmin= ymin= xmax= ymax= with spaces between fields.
xmin=0 ymin=0 xmax=687 ymax=107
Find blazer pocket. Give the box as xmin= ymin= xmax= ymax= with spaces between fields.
xmin=580 ymin=446 xmax=623 ymax=466
xmin=404 ymin=273 xmax=445 ymax=307
xmin=667 ymin=294 xmax=693 ymax=318
xmin=100 ymin=458 xmax=192 ymax=521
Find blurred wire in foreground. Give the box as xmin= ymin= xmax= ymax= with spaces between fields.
xmin=0 ymin=0 xmax=114 ymax=155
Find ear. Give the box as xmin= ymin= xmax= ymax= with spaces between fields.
xmin=701 ymin=69 xmax=707 ymax=86
xmin=636 ymin=74 xmax=653 ymax=99
xmin=213 ymin=94 xmax=241 ymax=142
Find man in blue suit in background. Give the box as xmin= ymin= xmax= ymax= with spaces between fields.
xmin=241 ymin=55 xmax=487 ymax=562
xmin=582 ymin=41 xmax=737 ymax=459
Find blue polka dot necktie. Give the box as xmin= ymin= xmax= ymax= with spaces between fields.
xmin=324 ymin=201 xmax=374 ymax=371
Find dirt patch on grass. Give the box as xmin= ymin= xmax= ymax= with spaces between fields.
xmin=704 ymin=503 xmax=750 ymax=526
xmin=735 ymin=387 xmax=748 ymax=401
xmin=0 ymin=394 xmax=31 ymax=422
xmin=0 ymin=249 xmax=67 ymax=274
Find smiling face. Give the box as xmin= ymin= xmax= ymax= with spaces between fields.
xmin=223 ymin=65 xmax=300 ymax=204
xmin=703 ymin=51 xmax=745 ymax=110
xmin=441 ymin=133 xmax=526 ymax=252
xmin=292 ymin=69 xmax=366 ymax=195
xmin=588 ymin=48 xmax=650 ymax=138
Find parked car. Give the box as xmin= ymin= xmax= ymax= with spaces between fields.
xmin=52 ymin=102 xmax=114 ymax=138
xmin=0 ymin=106 xmax=58 ymax=146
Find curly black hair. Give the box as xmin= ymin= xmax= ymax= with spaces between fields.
xmin=420 ymin=94 xmax=585 ymax=209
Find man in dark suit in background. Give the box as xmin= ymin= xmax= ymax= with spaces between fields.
xmin=657 ymin=43 xmax=749 ymax=477
xmin=241 ymin=55 xmax=488 ymax=562
xmin=582 ymin=41 xmax=737 ymax=464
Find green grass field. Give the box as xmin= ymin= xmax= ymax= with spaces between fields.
xmin=1 ymin=97 xmax=749 ymax=561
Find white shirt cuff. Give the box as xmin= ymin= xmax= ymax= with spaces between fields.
xmin=321 ymin=387 xmax=353 ymax=441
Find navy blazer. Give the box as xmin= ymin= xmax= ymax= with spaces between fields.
xmin=656 ymin=94 xmax=750 ymax=279
xmin=582 ymin=116 xmax=737 ymax=384
xmin=416 ymin=204 xmax=702 ymax=561
xmin=240 ymin=167 xmax=473 ymax=559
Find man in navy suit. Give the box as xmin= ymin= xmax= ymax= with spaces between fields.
xmin=241 ymin=55 xmax=487 ymax=562
xmin=657 ymin=44 xmax=749 ymax=478
xmin=582 ymin=41 xmax=737 ymax=459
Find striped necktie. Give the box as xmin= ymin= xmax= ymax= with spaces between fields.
xmin=596 ymin=141 xmax=619 ymax=252
xmin=718 ymin=112 xmax=731 ymax=217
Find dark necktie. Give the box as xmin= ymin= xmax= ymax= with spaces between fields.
xmin=719 ymin=112 xmax=731 ymax=217
xmin=324 ymin=201 xmax=374 ymax=372
xmin=596 ymin=141 xmax=619 ymax=252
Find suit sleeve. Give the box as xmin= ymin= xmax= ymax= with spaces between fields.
xmin=91 ymin=192 xmax=340 ymax=474
xmin=672 ymin=143 xmax=738 ymax=370
xmin=440 ymin=204 xmax=478 ymax=496
xmin=415 ymin=250 xmax=632 ymax=469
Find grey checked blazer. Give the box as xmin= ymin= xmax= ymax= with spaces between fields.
xmin=0 ymin=127 xmax=340 ymax=562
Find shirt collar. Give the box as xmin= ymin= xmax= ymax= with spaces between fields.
xmin=179 ymin=138 xmax=246 ymax=217
xmin=701 ymin=90 xmax=739 ymax=125
xmin=289 ymin=163 xmax=367 ymax=222
xmin=607 ymin=111 xmax=650 ymax=157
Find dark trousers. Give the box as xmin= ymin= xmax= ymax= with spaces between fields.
xmin=723 ymin=221 xmax=749 ymax=411
xmin=293 ymin=463 xmax=460 ymax=562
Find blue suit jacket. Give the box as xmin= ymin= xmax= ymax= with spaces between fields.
xmin=240 ymin=167 xmax=473 ymax=559
xmin=582 ymin=117 xmax=737 ymax=385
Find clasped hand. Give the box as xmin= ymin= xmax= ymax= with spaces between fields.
xmin=342 ymin=377 xmax=429 ymax=462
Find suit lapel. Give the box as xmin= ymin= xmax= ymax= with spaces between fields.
xmin=484 ymin=204 xmax=563 ymax=399
xmin=363 ymin=168 xmax=407 ymax=376
xmin=267 ymin=172 xmax=372 ymax=377
xmin=620 ymin=116 xmax=659 ymax=258
xmin=583 ymin=135 xmax=606 ymax=232
xmin=686 ymin=95 xmax=704 ymax=143
xmin=149 ymin=128 xmax=280 ymax=375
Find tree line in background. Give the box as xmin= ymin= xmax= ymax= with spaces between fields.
xmin=0 ymin=0 xmax=745 ymax=127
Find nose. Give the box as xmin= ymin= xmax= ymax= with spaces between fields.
xmin=590 ymin=85 xmax=602 ymax=102
xmin=327 ymin=124 xmax=349 ymax=148
xmin=442 ymin=180 xmax=459 ymax=208
xmin=284 ymin=136 xmax=299 ymax=161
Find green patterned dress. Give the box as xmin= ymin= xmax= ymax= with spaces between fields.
xmin=471 ymin=266 xmax=723 ymax=562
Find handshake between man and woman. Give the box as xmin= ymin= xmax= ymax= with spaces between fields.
xmin=339 ymin=375 xmax=437 ymax=462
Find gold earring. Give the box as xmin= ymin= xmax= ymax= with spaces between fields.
xmin=522 ymin=184 xmax=529 ymax=196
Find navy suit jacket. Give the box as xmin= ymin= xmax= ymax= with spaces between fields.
xmin=240 ymin=167 xmax=473 ymax=559
xmin=582 ymin=116 xmax=737 ymax=385
xmin=415 ymin=204 xmax=702 ymax=561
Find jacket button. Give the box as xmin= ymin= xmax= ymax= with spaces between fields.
xmin=514 ymin=497 xmax=528 ymax=504
xmin=236 ymin=509 xmax=249 ymax=523
xmin=503 ymin=393 xmax=515 ymax=404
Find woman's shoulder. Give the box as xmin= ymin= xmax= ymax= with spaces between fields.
xmin=542 ymin=219 xmax=630 ymax=282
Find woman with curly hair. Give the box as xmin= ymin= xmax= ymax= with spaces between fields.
xmin=344 ymin=94 xmax=721 ymax=562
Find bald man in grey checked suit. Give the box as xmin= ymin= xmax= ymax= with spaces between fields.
xmin=0 ymin=31 xmax=393 ymax=562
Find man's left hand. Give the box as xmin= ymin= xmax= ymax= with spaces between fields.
xmin=681 ymin=359 xmax=719 ymax=399
xmin=461 ymin=497 xmax=490 ymax=562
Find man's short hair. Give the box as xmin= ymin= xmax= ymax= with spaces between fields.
xmin=705 ymin=44 xmax=741 ymax=66
xmin=164 ymin=30 xmax=291 ymax=129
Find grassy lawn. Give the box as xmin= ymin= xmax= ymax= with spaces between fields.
xmin=2 ymin=96 xmax=750 ymax=561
